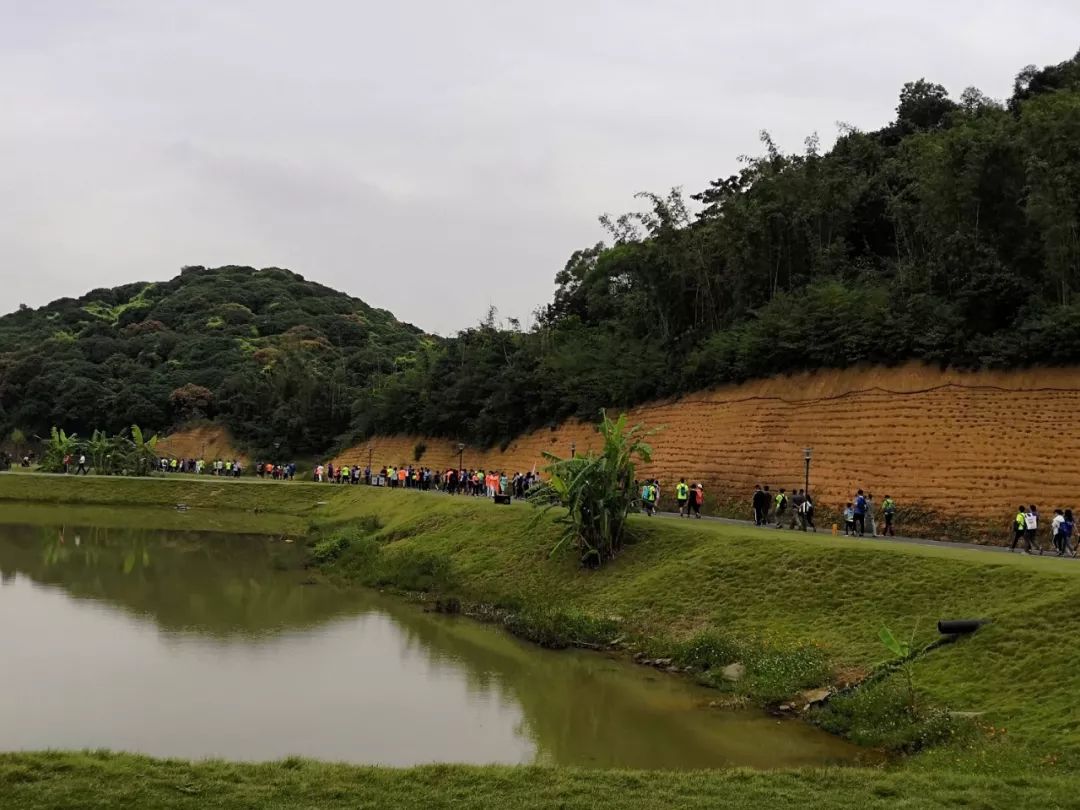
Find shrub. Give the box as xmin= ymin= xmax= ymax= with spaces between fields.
xmin=814 ymin=677 xmax=963 ymax=753
xmin=503 ymin=608 xmax=620 ymax=649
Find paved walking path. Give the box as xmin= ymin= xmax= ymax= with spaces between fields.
xmin=649 ymin=508 xmax=1076 ymax=559
xmin=5 ymin=470 xmax=1074 ymax=560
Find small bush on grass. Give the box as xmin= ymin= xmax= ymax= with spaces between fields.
xmin=814 ymin=676 xmax=963 ymax=753
xmin=504 ymin=608 xmax=620 ymax=649
xmin=311 ymin=533 xmax=352 ymax=564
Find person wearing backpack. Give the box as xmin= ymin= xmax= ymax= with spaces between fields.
xmin=852 ymin=490 xmax=867 ymax=537
xmin=752 ymin=484 xmax=768 ymax=526
xmin=774 ymin=488 xmax=788 ymax=528
xmin=882 ymin=496 xmax=897 ymax=536
xmin=1052 ymin=509 xmax=1066 ymax=555
xmin=1025 ymin=505 xmax=1041 ymax=555
xmin=1064 ymin=509 xmax=1076 ymax=557
xmin=676 ymin=479 xmax=690 ymax=517
xmin=641 ymin=481 xmax=657 ymax=517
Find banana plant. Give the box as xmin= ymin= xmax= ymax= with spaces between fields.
xmin=40 ymin=427 xmax=80 ymax=472
xmin=125 ymin=424 xmax=159 ymax=476
xmin=527 ymin=410 xmax=658 ymax=566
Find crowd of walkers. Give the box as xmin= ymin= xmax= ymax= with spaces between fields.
xmin=310 ymin=462 xmax=541 ymax=499
xmin=63 ymin=453 xmax=1080 ymax=556
xmin=1010 ymin=505 xmax=1078 ymax=557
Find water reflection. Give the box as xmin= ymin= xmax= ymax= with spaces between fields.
xmin=0 ymin=521 xmax=868 ymax=768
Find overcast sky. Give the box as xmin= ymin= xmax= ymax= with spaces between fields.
xmin=2 ymin=1 xmax=1077 ymax=334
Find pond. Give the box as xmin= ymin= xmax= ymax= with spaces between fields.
xmin=0 ymin=513 xmax=868 ymax=769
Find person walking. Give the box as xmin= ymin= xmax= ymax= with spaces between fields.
xmin=802 ymin=492 xmax=816 ymax=532
xmin=752 ymin=485 xmax=768 ymax=526
xmin=852 ymin=490 xmax=867 ymax=537
xmin=774 ymin=488 xmax=788 ymax=528
xmin=1025 ymin=505 xmax=1041 ymax=554
xmin=762 ymin=486 xmax=772 ymax=525
xmin=76 ymin=453 xmax=89 ymax=475
xmin=1052 ymin=509 xmax=1066 ymax=555
xmin=843 ymin=503 xmax=855 ymax=536
xmin=1064 ymin=509 xmax=1077 ymax=557
xmin=676 ymin=479 xmax=690 ymax=517
xmin=1010 ymin=505 xmax=1027 ymax=552
xmin=689 ymin=483 xmax=703 ymax=519
xmin=881 ymin=495 xmax=897 ymax=536
xmin=641 ymin=480 xmax=657 ymax=516
xmin=866 ymin=493 xmax=878 ymax=537
xmin=789 ymin=489 xmax=805 ymax=530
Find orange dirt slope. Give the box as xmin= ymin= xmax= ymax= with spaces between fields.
xmin=154 ymin=424 xmax=247 ymax=463
xmin=333 ymin=363 xmax=1080 ymax=541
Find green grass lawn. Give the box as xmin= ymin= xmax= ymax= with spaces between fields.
xmin=2 ymin=474 xmax=1079 ymax=807
xmin=2 ymin=751 xmax=1077 ymax=810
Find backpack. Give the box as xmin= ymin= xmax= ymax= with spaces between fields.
xmin=641 ymin=484 xmax=653 ymax=502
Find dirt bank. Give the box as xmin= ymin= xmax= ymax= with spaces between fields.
xmin=333 ymin=363 xmax=1080 ymax=540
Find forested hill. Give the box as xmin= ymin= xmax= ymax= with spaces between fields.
xmin=4 ymin=52 xmax=1080 ymax=458
xmin=350 ymin=51 xmax=1080 ymax=448
xmin=0 ymin=266 xmax=426 ymax=454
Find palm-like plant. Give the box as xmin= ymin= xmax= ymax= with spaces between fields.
xmin=86 ymin=429 xmax=121 ymax=475
xmin=527 ymin=410 xmax=658 ymax=566
xmin=125 ymin=424 xmax=159 ymax=476
xmin=40 ymin=427 xmax=80 ymax=473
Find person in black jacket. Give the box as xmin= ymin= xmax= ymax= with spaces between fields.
xmin=752 ymin=484 xmax=768 ymax=526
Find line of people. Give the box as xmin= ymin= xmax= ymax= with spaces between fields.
xmin=1011 ymin=505 xmax=1077 ymax=556
xmin=311 ymin=462 xmax=541 ymax=499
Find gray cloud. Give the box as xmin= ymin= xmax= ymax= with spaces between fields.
xmin=2 ymin=0 xmax=1078 ymax=333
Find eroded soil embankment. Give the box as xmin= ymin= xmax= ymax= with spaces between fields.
xmin=333 ymin=364 xmax=1080 ymax=541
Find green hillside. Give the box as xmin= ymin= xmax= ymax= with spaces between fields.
xmin=0 ymin=266 xmax=426 ymax=455
xmin=4 ymin=52 xmax=1080 ymax=456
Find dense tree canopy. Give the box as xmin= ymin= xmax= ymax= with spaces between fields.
xmin=0 ymin=266 xmax=425 ymax=455
xmin=4 ymin=52 xmax=1080 ymax=456
xmin=349 ymin=51 xmax=1080 ymax=448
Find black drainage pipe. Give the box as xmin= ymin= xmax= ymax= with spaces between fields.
xmin=938 ymin=619 xmax=989 ymax=635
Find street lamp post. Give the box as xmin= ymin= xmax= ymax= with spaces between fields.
xmin=366 ymin=444 xmax=373 ymax=485
xmin=570 ymin=441 xmax=576 ymax=459
xmin=804 ymin=447 xmax=813 ymax=494
xmin=457 ymin=442 xmax=465 ymax=471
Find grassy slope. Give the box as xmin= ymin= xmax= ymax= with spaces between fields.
xmin=2 ymin=475 xmax=1080 ymax=807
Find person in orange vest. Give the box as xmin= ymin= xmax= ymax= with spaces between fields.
xmin=398 ymin=466 xmax=407 ymax=487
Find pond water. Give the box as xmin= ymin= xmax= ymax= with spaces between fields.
xmin=0 ymin=514 xmax=868 ymax=769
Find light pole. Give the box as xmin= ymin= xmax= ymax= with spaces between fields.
xmin=570 ymin=441 xmax=576 ymax=459
xmin=803 ymin=447 xmax=813 ymax=494
xmin=457 ymin=442 xmax=465 ymax=471
xmin=366 ymin=444 xmax=373 ymax=485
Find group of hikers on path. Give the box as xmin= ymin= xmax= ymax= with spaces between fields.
xmin=1011 ymin=505 xmax=1079 ymax=557
xmin=751 ymin=485 xmax=897 ymax=536
xmin=312 ymin=462 xmax=541 ymax=499
xmin=638 ymin=478 xmax=705 ymax=519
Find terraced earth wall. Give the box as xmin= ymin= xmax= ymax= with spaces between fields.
xmin=333 ymin=364 xmax=1080 ymax=542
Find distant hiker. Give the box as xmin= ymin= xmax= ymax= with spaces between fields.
xmin=882 ymin=496 xmax=896 ymax=536
xmin=1065 ymin=509 xmax=1077 ymax=557
xmin=752 ymin=485 xmax=768 ymax=526
xmin=689 ymin=483 xmax=703 ymax=519
xmin=802 ymin=492 xmax=816 ymax=532
xmin=641 ymin=480 xmax=657 ymax=516
xmin=762 ymin=485 xmax=772 ymax=524
xmin=853 ymin=490 xmax=867 ymax=537
xmin=1010 ymin=505 xmax=1027 ymax=552
xmin=866 ymin=493 xmax=878 ymax=537
xmin=843 ymin=503 xmax=855 ymax=536
xmin=1026 ymin=505 xmax=1041 ymax=554
xmin=789 ymin=489 xmax=805 ymax=530
xmin=676 ymin=479 xmax=690 ymax=517
xmin=62 ymin=453 xmax=71 ymax=474
xmin=76 ymin=454 xmax=89 ymax=475
xmin=1052 ymin=509 xmax=1066 ymax=555
xmin=774 ymin=488 xmax=788 ymax=528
